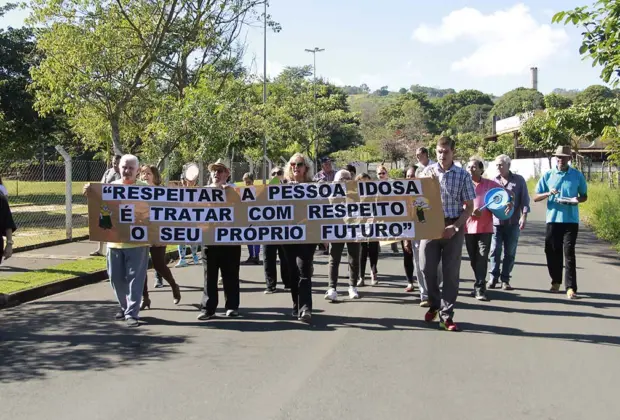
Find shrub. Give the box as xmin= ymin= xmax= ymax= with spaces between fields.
xmin=388 ymin=168 xmax=405 ymax=179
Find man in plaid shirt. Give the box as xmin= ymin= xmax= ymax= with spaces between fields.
xmin=419 ymin=136 xmax=475 ymax=331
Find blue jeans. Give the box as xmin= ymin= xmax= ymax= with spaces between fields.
xmin=489 ymin=224 xmax=520 ymax=283
xmin=248 ymin=245 xmax=260 ymax=258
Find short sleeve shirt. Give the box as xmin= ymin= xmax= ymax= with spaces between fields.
xmin=465 ymin=178 xmax=501 ymax=234
xmin=422 ymin=162 xmax=476 ymax=218
xmin=535 ymin=166 xmax=587 ymax=224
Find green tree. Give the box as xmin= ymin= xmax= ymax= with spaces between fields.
xmin=449 ymin=104 xmax=492 ymax=133
xmin=373 ymin=86 xmax=390 ymax=97
xmin=574 ymin=84 xmax=615 ymax=104
xmin=553 ymin=1 xmax=620 ymax=86
xmin=491 ymin=87 xmax=545 ymax=119
xmin=519 ymin=109 xmax=572 ymax=156
xmin=409 ymin=84 xmax=455 ymax=98
xmin=0 ymin=3 xmax=74 ymax=161
xmin=437 ymin=89 xmax=494 ymax=123
xmin=398 ymin=87 xmax=408 ymax=94
xmin=544 ymin=93 xmax=573 ymax=109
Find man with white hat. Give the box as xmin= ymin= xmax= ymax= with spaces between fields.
xmin=534 ymin=145 xmax=588 ymax=299
xmin=197 ymin=158 xmax=241 ymax=320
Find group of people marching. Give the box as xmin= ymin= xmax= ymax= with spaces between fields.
xmin=82 ymin=136 xmax=587 ymax=330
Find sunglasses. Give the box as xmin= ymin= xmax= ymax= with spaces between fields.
xmin=290 ymin=162 xmax=305 ymax=168
xmin=377 ymin=172 xmax=387 ymax=176
xmin=211 ymin=168 xmax=225 ymax=174
xmin=271 ymin=170 xmax=283 ymax=176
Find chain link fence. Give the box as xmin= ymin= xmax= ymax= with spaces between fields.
xmin=0 ymin=158 xmax=107 ymax=250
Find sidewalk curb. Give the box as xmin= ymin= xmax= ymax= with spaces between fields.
xmin=0 ymin=249 xmax=180 ymax=310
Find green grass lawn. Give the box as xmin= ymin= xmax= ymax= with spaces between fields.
xmin=0 ymin=256 xmax=107 ymax=294
xmin=0 ymin=245 xmax=179 ymax=295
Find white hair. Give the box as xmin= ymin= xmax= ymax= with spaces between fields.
xmin=494 ymin=154 xmax=511 ymax=167
xmin=120 ymin=154 xmax=139 ymax=167
xmin=334 ymin=169 xmax=352 ymax=182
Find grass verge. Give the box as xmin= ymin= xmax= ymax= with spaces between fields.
xmin=0 ymin=245 xmax=180 ymax=295
xmin=527 ymin=178 xmax=620 ymax=252
xmin=0 ymin=257 xmax=106 ymax=295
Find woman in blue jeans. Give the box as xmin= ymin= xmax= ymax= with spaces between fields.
xmin=282 ymin=153 xmax=317 ymax=324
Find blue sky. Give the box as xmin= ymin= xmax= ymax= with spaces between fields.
xmin=1 ymin=0 xmax=606 ymax=96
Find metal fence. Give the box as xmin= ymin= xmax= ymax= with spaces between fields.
xmin=0 ymin=156 xmax=108 ymax=250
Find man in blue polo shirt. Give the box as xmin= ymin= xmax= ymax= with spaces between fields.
xmin=534 ymin=145 xmax=588 ymax=299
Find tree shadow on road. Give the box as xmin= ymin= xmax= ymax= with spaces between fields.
xmin=0 ymin=300 xmax=188 ymax=384
xmin=459 ymin=321 xmax=620 ymax=347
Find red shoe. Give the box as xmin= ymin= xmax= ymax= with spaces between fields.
xmin=424 ymin=309 xmax=438 ymax=323
xmin=440 ymin=319 xmax=460 ymax=332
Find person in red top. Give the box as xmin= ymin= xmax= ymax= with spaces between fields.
xmin=464 ymin=158 xmax=502 ymax=301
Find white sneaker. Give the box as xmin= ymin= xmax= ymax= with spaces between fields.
xmin=358 ymin=276 xmax=366 ymax=287
xmin=348 ymin=286 xmax=360 ymax=299
xmin=175 ymin=259 xmax=188 ymax=268
xmin=370 ymin=273 xmax=378 ymax=286
xmin=324 ymin=288 xmax=338 ymax=302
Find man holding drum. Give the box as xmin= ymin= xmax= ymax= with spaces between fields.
xmin=177 ymin=163 xmax=200 ymax=267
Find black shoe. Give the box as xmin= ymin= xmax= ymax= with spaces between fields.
xmin=487 ymin=279 xmax=498 ymax=289
xmin=197 ymin=311 xmax=215 ymax=321
xmin=114 ymin=310 xmax=125 ymax=320
xmin=264 ymin=287 xmax=277 ymax=294
xmin=126 ymin=317 xmax=139 ymax=327
xmin=291 ymin=307 xmax=299 ymax=318
xmin=298 ymin=310 xmax=312 ymax=323
xmin=475 ymin=291 xmax=490 ymax=301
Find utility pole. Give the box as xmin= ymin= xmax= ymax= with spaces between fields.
xmin=304 ymin=47 xmax=325 ymax=169
xmin=262 ymin=1 xmax=268 ymax=185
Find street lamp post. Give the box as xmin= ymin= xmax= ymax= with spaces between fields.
xmin=262 ymin=1 xmax=268 ymax=185
xmin=304 ymin=47 xmax=324 ymax=169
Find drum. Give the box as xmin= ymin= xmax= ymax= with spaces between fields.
xmin=183 ymin=163 xmax=200 ymax=183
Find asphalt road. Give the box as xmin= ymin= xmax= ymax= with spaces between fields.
xmin=1 ymin=205 xmax=620 ymax=420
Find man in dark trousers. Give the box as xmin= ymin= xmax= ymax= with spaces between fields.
xmin=419 ymin=136 xmax=475 ymax=332
xmin=534 ymin=145 xmax=587 ymax=300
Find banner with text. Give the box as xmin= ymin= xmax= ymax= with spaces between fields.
xmin=88 ymin=179 xmax=444 ymax=245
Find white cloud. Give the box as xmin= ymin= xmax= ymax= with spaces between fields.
xmin=412 ymin=4 xmax=568 ymax=77
xmin=266 ymin=60 xmax=284 ymax=78
xmin=328 ymin=77 xmax=345 ymax=86
xmin=358 ymin=74 xmax=385 ymax=91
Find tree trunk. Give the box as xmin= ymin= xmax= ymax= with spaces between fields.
xmin=110 ymin=116 xmax=123 ymax=156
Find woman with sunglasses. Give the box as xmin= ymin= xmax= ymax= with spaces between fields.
xmin=263 ymin=167 xmax=290 ymax=293
xmin=355 ymin=173 xmax=380 ymax=286
xmin=283 ymin=153 xmax=317 ymax=323
xmin=197 ymin=159 xmax=241 ymax=320
xmin=139 ymin=165 xmax=182 ymax=309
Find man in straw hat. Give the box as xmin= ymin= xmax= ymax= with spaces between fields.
xmin=534 ymin=145 xmax=588 ymax=299
xmin=197 ymin=158 xmax=241 ymax=320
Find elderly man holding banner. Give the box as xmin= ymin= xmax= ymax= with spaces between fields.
xmin=419 ymin=137 xmax=476 ymax=332
xmin=197 ymin=159 xmax=241 ymax=320
xmin=84 ymin=154 xmax=149 ymax=327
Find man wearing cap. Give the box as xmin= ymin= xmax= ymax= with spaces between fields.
xmin=197 ymin=158 xmax=242 ymax=320
xmin=534 ymin=146 xmax=587 ymax=299
xmin=313 ymin=156 xmax=336 ymax=182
